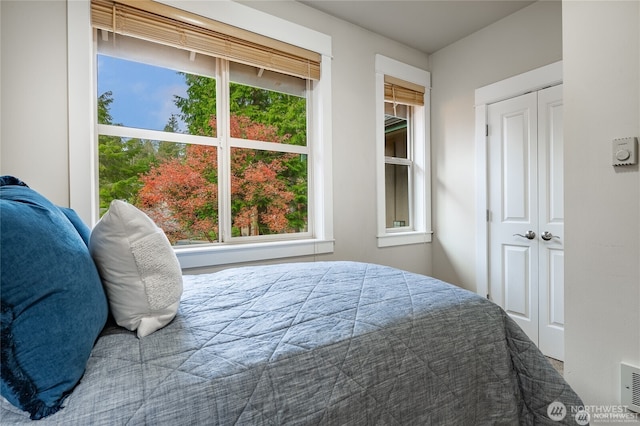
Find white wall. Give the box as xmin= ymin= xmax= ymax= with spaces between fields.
xmin=0 ymin=0 xmax=432 ymax=275
xmin=563 ymin=0 xmax=640 ymax=415
xmin=428 ymin=1 xmax=563 ymax=290
xmin=0 ymin=1 xmax=70 ymax=207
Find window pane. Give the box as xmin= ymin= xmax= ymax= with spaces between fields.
xmin=97 ymin=55 xmax=217 ymax=137
xmin=231 ymin=148 xmax=308 ymax=236
xmin=385 ymin=102 xmax=408 ymax=159
xmin=230 ymin=62 xmax=306 ymax=98
xmin=97 ymin=33 xmax=218 ymax=80
xmin=140 ymin=144 xmax=219 ymax=245
xmin=98 ymin=134 xmax=218 ymax=245
xmin=229 ymin=68 xmax=307 ymax=146
xmin=385 ymin=163 xmax=410 ymax=228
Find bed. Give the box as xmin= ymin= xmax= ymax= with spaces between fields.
xmin=1 ymin=178 xmax=585 ymax=424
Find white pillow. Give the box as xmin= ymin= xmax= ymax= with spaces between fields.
xmin=89 ymin=200 xmax=183 ymax=338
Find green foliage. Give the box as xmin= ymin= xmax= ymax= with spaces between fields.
xmin=174 ymin=74 xmax=217 ymax=136
xmin=97 ymin=91 xmax=114 ymax=125
xmin=97 ymin=134 xmax=154 ymax=211
xmin=283 ymin=154 xmax=308 ymax=231
xmin=229 ymin=83 xmax=307 ymax=146
xmin=97 ymin=92 xmax=151 ymax=211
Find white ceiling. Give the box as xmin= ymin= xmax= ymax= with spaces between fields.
xmin=299 ymin=0 xmax=536 ymax=54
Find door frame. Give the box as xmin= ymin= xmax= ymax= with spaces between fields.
xmin=474 ymin=61 xmax=563 ymax=299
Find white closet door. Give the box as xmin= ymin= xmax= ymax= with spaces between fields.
xmin=487 ymin=85 xmax=565 ymax=361
xmin=488 ymin=91 xmax=539 ymax=343
xmin=537 ymin=84 xmax=564 ymax=361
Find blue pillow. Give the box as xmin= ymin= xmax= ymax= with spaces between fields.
xmin=0 ymin=177 xmax=108 ymax=419
xmin=60 ymin=207 xmax=92 ymax=247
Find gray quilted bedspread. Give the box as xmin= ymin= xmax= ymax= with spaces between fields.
xmin=1 ymin=261 xmax=584 ymax=425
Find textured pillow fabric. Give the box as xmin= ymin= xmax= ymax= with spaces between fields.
xmin=0 ymin=178 xmax=108 ymax=420
xmin=89 ymin=200 xmax=183 ymax=338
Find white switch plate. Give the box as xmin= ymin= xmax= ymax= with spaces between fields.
xmin=612 ymin=137 xmax=638 ymax=166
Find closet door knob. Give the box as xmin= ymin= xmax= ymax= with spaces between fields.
xmin=513 ymin=230 xmax=536 ymax=240
xmin=541 ymin=231 xmax=559 ymax=241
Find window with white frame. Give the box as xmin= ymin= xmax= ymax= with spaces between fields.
xmin=385 ymin=102 xmax=412 ymax=230
xmin=81 ymin=0 xmax=333 ymax=268
xmin=96 ymin=35 xmax=310 ymax=243
xmin=375 ymin=55 xmax=431 ymax=247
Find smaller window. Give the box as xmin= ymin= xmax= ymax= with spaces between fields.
xmin=375 ymin=55 xmax=432 ymax=247
xmin=384 ymin=103 xmax=412 ymax=231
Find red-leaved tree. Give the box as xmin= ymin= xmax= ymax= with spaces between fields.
xmin=138 ymin=144 xmax=219 ymax=243
xmin=137 ymin=115 xmax=299 ymax=243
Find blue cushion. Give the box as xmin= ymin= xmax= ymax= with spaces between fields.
xmin=60 ymin=207 xmax=92 ymax=247
xmin=0 ymin=177 xmax=108 ymax=419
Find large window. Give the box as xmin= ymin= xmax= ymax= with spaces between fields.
xmin=69 ymin=0 xmax=333 ymax=268
xmin=375 ymin=55 xmax=431 ymax=247
xmin=96 ymin=35 xmax=310 ymax=245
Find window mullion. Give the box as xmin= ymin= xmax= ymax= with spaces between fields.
xmin=409 ymin=110 xmax=416 ymax=231
xmin=228 ymin=138 xmax=309 ymax=155
xmin=305 ymin=78 xmax=315 ymax=238
xmin=97 ymin=124 xmax=218 ymax=146
xmin=218 ymin=58 xmax=232 ymax=243
xmin=408 ymin=162 xmax=415 ymax=231
xmin=385 ymin=157 xmax=412 ymax=166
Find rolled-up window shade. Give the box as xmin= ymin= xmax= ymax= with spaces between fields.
xmin=91 ymin=0 xmax=321 ymax=80
xmin=384 ymin=75 xmax=425 ymax=106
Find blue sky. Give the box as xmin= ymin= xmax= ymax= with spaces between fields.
xmin=97 ymin=55 xmax=187 ymax=132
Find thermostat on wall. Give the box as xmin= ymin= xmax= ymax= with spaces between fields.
xmin=612 ymin=137 xmax=638 ymax=166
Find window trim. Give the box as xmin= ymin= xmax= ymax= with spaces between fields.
xmin=375 ymin=54 xmax=432 ymax=247
xmin=68 ymin=0 xmax=334 ymax=269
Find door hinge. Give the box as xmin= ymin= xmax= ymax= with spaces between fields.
xmin=486 ymin=293 xmax=490 ymax=300
xmin=485 ymin=124 xmax=489 ymax=137
xmin=486 ymin=209 xmax=490 ymax=222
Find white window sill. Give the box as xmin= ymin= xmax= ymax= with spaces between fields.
xmin=376 ymin=231 xmax=433 ymax=248
xmin=175 ymin=238 xmax=335 ymax=269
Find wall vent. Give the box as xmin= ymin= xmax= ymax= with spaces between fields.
xmin=621 ymin=362 xmax=640 ymax=413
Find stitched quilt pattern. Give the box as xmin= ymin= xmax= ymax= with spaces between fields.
xmin=0 ymin=261 xmax=583 ymax=425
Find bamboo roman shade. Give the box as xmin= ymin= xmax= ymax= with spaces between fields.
xmin=91 ymin=0 xmax=321 ymax=80
xmin=384 ymin=75 xmax=425 ymax=106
